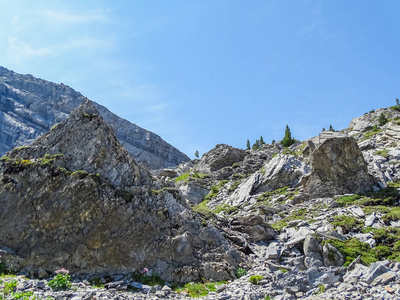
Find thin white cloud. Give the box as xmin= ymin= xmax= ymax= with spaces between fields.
xmin=8 ymin=36 xmax=51 ymax=62
xmin=42 ymin=9 xmax=109 ymax=24
xmin=7 ymin=35 xmax=113 ymax=63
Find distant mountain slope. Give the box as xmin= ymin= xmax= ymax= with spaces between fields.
xmin=0 ymin=66 xmax=189 ymax=169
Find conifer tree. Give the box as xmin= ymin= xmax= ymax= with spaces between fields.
xmin=329 ymin=124 xmax=334 ymax=131
xmin=281 ymin=125 xmax=295 ymax=147
xmin=378 ymin=113 xmax=388 ymax=126
xmin=252 ymin=139 xmax=261 ymax=150
xmin=322 ymin=127 xmax=326 ymax=132
xmin=260 ymin=136 xmax=265 ymax=145
xmin=195 ymin=150 xmax=199 ymax=159
xmin=271 ymin=139 xmax=276 ymax=145
xmin=246 ymin=139 xmax=251 ymax=150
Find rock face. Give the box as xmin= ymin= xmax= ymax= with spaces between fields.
xmin=0 ymin=101 xmax=239 ymax=282
xmin=306 ymin=136 xmax=375 ymax=197
xmin=227 ymin=154 xmax=310 ymax=207
xmin=0 ymin=66 xmax=189 ymax=169
xmin=195 ymin=144 xmax=246 ymax=173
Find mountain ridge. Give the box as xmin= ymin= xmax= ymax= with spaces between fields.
xmin=0 ymin=66 xmax=190 ymax=169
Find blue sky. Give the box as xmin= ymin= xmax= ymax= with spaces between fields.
xmin=1 ymin=1 xmax=399 ymax=158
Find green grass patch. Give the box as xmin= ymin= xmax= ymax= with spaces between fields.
xmin=249 ymin=275 xmax=264 ymax=285
xmin=331 ymin=215 xmax=364 ymax=234
xmin=192 ymin=172 xmax=209 ymax=179
xmin=336 ymin=186 xmax=400 ymax=208
xmin=382 ymin=207 xmax=400 ymax=224
xmin=193 ymin=200 xmax=214 ymax=218
xmin=177 ymin=282 xmax=225 ymax=298
xmin=257 ymin=186 xmax=290 ymax=203
xmin=2 ymin=279 xmax=17 ymax=295
xmin=375 ymin=149 xmax=390 ymax=158
xmin=70 ymin=170 xmax=89 ymax=179
xmin=50 ymin=123 xmax=62 ymax=131
xmin=151 ymin=187 xmax=179 ymax=196
xmin=214 ymin=203 xmax=239 ymax=215
xmin=335 ymin=194 xmax=362 ymax=206
xmin=130 ymin=271 xmax=165 ymax=286
xmin=10 ymin=291 xmax=34 ymax=299
xmin=327 ymin=238 xmax=377 ymax=266
xmin=174 ymin=172 xmax=209 ymax=184
xmin=0 ymin=156 xmax=10 ymax=162
xmin=362 ymin=126 xmax=382 ymax=140
xmin=174 ymin=173 xmax=190 ymax=183
xmin=279 ymin=268 xmax=288 ymax=273
xmin=228 ymin=181 xmax=241 ymax=193
xmin=282 ymin=148 xmax=296 ymax=156
xmin=270 ymin=208 xmax=308 ymax=231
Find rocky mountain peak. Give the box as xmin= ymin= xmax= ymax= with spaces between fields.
xmin=0 ymin=66 xmax=190 ymax=169
xmin=0 ymin=100 xmax=240 ymax=282
xmin=7 ymin=99 xmax=148 ymax=188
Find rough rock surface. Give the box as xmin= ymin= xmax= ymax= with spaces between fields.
xmin=306 ymin=136 xmax=375 ymax=197
xmin=0 ymin=101 xmax=239 ymax=282
xmin=0 ymin=66 xmax=189 ymax=169
xmin=194 ymin=144 xmax=246 ymax=174
xmin=227 ymin=154 xmax=310 ymax=207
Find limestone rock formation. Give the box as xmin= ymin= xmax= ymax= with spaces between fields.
xmin=306 ymin=135 xmax=375 ymax=197
xmin=227 ymin=154 xmax=310 ymax=207
xmin=0 ymin=101 xmax=240 ymax=282
xmin=0 ymin=66 xmax=189 ymax=169
xmin=194 ymin=144 xmax=246 ymax=174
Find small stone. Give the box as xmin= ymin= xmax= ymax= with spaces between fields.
xmin=37 ymin=268 xmax=49 ymax=279
xmin=216 ymin=284 xmax=227 ymax=293
xmin=372 ymin=271 xmax=396 ymax=286
xmin=295 ymin=292 xmax=304 ymax=298
xmin=385 ymin=286 xmax=395 ymax=294
xmin=83 ymin=280 xmax=90 ymax=286
xmin=161 ymin=285 xmax=172 ymax=294
xmin=155 ymin=291 xmax=166 ymax=297
xmin=104 ymin=280 xmax=124 ymax=289
xmin=362 ymin=262 xmax=390 ymax=284
xmin=35 ymin=281 xmax=46 ymax=290
xmin=218 ymin=294 xmax=231 ymax=300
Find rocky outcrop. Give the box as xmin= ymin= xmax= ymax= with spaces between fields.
xmin=0 ymin=101 xmax=239 ymax=282
xmin=227 ymin=154 xmax=310 ymax=207
xmin=0 ymin=66 xmax=189 ymax=169
xmin=306 ymin=135 xmax=375 ymax=197
xmin=195 ymin=144 xmax=246 ymax=174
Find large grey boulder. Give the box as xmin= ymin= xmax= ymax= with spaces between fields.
xmin=194 ymin=144 xmax=246 ymax=173
xmin=0 ymin=66 xmax=189 ymax=169
xmin=306 ymin=135 xmax=374 ymax=198
xmin=8 ymin=100 xmax=148 ymax=188
xmin=0 ymin=101 xmax=240 ymax=282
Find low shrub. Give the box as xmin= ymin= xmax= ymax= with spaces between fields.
xmin=235 ymin=267 xmax=247 ymax=278
xmin=48 ymin=269 xmax=71 ymax=291
xmin=249 ymin=275 xmax=264 ymax=284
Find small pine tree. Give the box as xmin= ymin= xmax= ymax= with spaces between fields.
xmin=260 ymin=136 xmax=265 ymax=145
xmin=281 ymin=125 xmax=295 ymax=147
xmin=322 ymin=127 xmax=326 ymax=132
xmin=271 ymin=140 xmax=276 ymax=145
xmin=195 ymin=150 xmax=199 ymax=159
xmin=329 ymin=124 xmax=334 ymax=131
xmin=252 ymin=139 xmax=261 ymax=150
xmin=397 ymin=98 xmax=400 ymax=107
xmin=378 ymin=113 xmax=388 ymax=126
xmin=246 ymin=139 xmax=251 ymax=150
